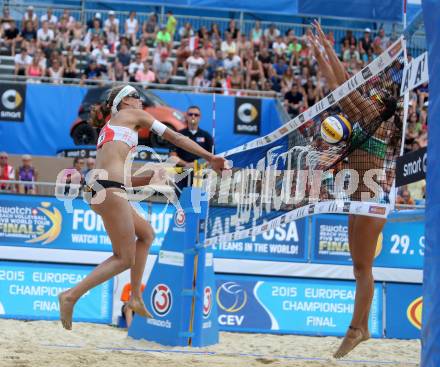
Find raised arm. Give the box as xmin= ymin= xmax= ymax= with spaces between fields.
xmin=312 ymin=21 xmax=382 ymax=122
xmin=127 ymin=109 xmax=226 ymax=173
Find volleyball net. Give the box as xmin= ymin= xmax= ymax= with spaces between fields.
xmin=203 ymin=38 xmax=407 ymax=245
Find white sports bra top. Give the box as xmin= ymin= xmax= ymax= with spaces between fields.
xmin=97 ymin=122 xmax=138 ymax=149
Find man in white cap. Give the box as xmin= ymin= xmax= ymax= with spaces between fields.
xmin=104 ymin=10 xmax=119 ymax=34
xmin=22 ymin=5 xmax=38 ymax=29
xmin=87 ymin=12 xmax=102 ymax=30
xmin=359 ymin=27 xmax=373 ymax=57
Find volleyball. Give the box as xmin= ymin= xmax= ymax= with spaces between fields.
xmin=320 ymin=114 xmax=353 ymax=144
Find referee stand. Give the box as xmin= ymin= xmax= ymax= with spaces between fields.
xmin=128 ymin=161 xmax=219 ymax=347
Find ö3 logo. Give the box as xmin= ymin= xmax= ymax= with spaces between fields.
xmin=203 ymin=286 xmax=213 ymax=318
xmin=151 ymin=284 xmax=173 ymax=317
xmin=174 ymin=209 xmax=185 ymax=228
xmin=216 ymin=282 xmax=247 ymax=312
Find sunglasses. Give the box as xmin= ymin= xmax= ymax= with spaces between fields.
xmin=127 ymin=92 xmax=140 ymax=99
xmin=0 ymin=156 xmax=7 ymax=159
xmin=187 ymin=113 xmax=200 ymax=117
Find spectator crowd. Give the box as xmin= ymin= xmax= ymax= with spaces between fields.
xmin=1 ymin=6 xmax=427 ymax=203
xmin=4 ymin=6 xmax=404 ymax=96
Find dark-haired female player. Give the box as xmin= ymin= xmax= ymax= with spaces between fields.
xmin=58 ymin=85 xmax=227 ymax=330
xmin=310 ymin=22 xmax=401 ymax=358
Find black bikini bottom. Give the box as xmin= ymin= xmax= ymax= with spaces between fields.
xmin=84 ymin=179 xmax=126 ymax=198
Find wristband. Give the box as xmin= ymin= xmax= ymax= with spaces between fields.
xmin=151 ymin=119 xmax=167 ymax=136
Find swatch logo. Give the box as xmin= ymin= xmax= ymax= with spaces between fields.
xmin=407 ymin=297 xmax=422 ymax=330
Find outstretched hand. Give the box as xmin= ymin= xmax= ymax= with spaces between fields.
xmin=308 ymin=34 xmax=324 ymax=61
xmin=209 ymin=156 xmax=230 ymax=174
xmin=312 ymin=20 xmax=332 ymax=50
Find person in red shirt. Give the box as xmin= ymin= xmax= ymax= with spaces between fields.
xmin=0 ymin=152 xmax=15 ymax=192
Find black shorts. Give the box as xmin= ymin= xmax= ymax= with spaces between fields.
xmin=84 ymin=179 xmax=126 ymax=198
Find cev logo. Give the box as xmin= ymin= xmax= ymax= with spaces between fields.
xmin=374 ymin=232 xmax=383 ymax=258
xmin=407 ymin=296 xmax=422 ymax=330
xmin=151 ymin=284 xmax=172 ymax=317
xmin=203 ymin=286 xmax=212 ymax=318
xmin=2 ymin=89 xmax=22 ymax=110
xmin=216 ymin=282 xmax=247 ymax=313
xmin=174 ymin=209 xmax=185 ymax=228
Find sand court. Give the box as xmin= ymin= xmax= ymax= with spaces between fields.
xmin=0 ymin=319 xmax=420 ymax=367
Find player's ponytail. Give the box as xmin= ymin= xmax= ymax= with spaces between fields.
xmin=88 ymin=85 xmax=126 ymax=128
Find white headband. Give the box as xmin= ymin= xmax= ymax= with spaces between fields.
xmin=111 ymin=85 xmax=137 ymax=115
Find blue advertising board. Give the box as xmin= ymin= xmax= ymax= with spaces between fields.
xmin=386 ymin=283 xmax=422 ymax=339
xmin=0 ymin=194 xmax=424 ymax=269
xmin=216 ymin=275 xmax=383 ymax=337
xmin=311 ymin=212 xmax=424 ymax=269
xmin=207 ymin=207 xmax=307 ymax=262
xmin=0 ymin=194 xmax=171 ymax=255
xmin=0 ymin=260 xmax=112 ymax=323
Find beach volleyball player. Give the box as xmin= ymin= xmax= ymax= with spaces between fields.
xmin=58 ymin=85 xmax=227 ymax=330
xmin=309 ymin=22 xmax=401 ymax=358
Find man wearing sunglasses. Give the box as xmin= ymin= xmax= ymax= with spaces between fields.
xmin=169 ymin=105 xmax=213 ymax=170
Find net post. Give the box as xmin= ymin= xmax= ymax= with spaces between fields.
xmin=128 ymin=185 xmax=218 ymax=347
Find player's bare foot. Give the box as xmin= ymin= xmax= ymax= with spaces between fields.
xmin=127 ymin=296 xmax=152 ymax=318
xmin=333 ymin=326 xmax=370 ymax=359
xmin=58 ymin=291 xmax=76 ymax=330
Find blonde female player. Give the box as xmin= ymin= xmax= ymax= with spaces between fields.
xmin=309 ymin=22 xmax=401 ymax=358
xmin=58 ymin=85 xmax=227 ymax=330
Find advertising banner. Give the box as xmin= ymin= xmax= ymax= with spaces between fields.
xmin=0 ymin=194 xmax=177 ymax=255
xmin=396 ymin=147 xmax=427 ymax=186
xmin=0 ymin=194 xmax=423 ymax=269
xmin=0 ymin=194 xmax=115 ymax=252
xmin=216 ymin=274 xmax=383 ymax=337
xmin=374 ymin=211 xmax=425 ymax=269
xmin=311 ymin=212 xmax=424 ymax=269
xmin=234 ymin=97 xmax=262 ymax=135
xmin=0 ymin=260 xmax=112 ymax=323
xmin=386 ymin=283 xmax=422 ymax=339
xmin=208 ymin=207 xmax=307 ymax=262
xmin=0 ymin=84 xmax=26 ymax=122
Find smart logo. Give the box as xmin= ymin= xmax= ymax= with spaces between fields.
xmin=2 ymin=89 xmax=22 ymax=110
xmin=151 ymin=284 xmax=172 ymax=317
xmin=407 ymin=296 xmax=422 ymax=330
xmin=237 ymin=103 xmax=258 ymax=124
xmin=0 ymin=85 xmax=26 ymax=122
xmin=203 ymin=286 xmax=213 ymax=318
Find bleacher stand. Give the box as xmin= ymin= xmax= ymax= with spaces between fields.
xmin=0 ymin=3 xmax=428 ymax=164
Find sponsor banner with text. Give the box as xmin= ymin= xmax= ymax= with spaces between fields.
xmin=216 ymin=274 xmax=383 ymax=337
xmin=311 ymin=212 xmax=424 ymax=269
xmin=0 ymin=194 xmax=172 ymax=254
xmin=0 ymin=260 xmax=112 ymax=323
xmin=207 ymin=207 xmax=307 ymax=262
